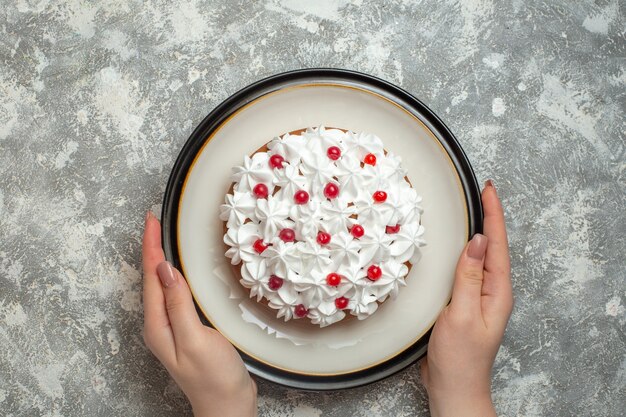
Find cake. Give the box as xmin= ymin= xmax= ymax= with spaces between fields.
xmin=219 ymin=126 xmax=426 ymax=327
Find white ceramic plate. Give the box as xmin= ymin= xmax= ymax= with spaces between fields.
xmin=162 ymin=69 xmax=482 ymax=390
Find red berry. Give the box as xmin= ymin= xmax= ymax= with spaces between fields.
xmin=323 ymin=183 xmax=340 ymax=199
xmin=364 ymin=153 xmax=377 ymax=165
xmin=268 ymin=275 xmax=283 ymax=290
xmin=350 ymin=224 xmax=364 ymax=238
xmin=253 ymin=183 xmax=268 ymax=199
xmin=327 ymin=146 xmax=341 ymax=160
xmin=373 ymin=190 xmax=387 ymax=203
xmin=386 ymin=224 xmax=401 ymax=234
xmin=279 ymin=228 xmax=296 ymax=242
xmin=269 ymin=154 xmax=285 ymax=169
xmin=294 ymin=190 xmax=309 ymax=205
xmin=326 ymin=272 xmax=341 ymax=286
xmin=367 ymin=265 xmax=382 ymax=281
xmin=335 ymin=297 xmax=349 ymax=309
xmin=253 ymin=239 xmax=268 ymax=254
xmin=317 ymin=231 xmax=331 ymax=245
xmin=294 ymin=304 xmax=308 ymax=318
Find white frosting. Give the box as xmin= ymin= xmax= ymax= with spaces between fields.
xmin=222 ymin=126 xmax=426 ymax=327
xmin=255 ymin=196 xmax=291 ymax=237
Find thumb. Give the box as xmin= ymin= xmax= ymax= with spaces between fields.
xmin=450 ymin=234 xmax=488 ymax=315
xmin=157 ymin=261 xmax=204 ymax=346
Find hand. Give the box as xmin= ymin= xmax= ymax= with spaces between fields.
xmin=142 ymin=211 xmax=257 ymax=417
xmin=420 ymin=180 xmax=513 ymax=417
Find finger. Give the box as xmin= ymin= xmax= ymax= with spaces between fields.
xmin=450 ymin=234 xmax=488 ymax=315
xmin=480 ymin=181 xmax=513 ymax=318
xmin=157 ymin=261 xmax=204 ymax=348
xmin=481 ymin=181 xmax=510 ymax=278
xmin=142 ymin=212 xmax=176 ymax=363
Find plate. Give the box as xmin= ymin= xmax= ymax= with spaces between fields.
xmin=162 ymin=69 xmax=482 ymax=390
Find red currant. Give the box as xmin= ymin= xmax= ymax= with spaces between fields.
xmin=253 ymin=183 xmax=268 ymax=199
xmin=364 ymin=153 xmax=377 ymax=165
xmin=294 ymin=304 xmax=308 ymax=318
xmin=253 ymin=239 xmax=268 ymax=254
xmin=317 ymin=231 xmax=331 ymax=245
xmin=373 ymin=190 xmax=387 ymax=203
xmin=386 ymin=224 xmax=401 ymax=234
xmin=327 ymin=146 xmax=341 ymax=160
xmin=269 ymin=154 xmax=285 ymax=169
xmin=367 ymin=265 xmax=382 ymax=281
xmin=350 ymin=224 xmax=364 ymax=238
xmin=279 ymin=228 xmax=296 ymax=243
xmin=323 ymin=183 xmax=340 ymax=199
xmin=326 ymin=272 xmax=341 ymax=286
xmin=294 ymin=190 xmax=309 ymax=205
xmin=268 ymin=275 xmax=283 ymax=290
xmin=335 ymin=297 xmax=349 ymax=309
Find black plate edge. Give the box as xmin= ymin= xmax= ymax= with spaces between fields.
xmin=161 ymin=68 xmax=483 ymax=391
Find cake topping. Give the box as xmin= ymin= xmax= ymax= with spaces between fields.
xmin=219 ymin=191 xmax=257 ymax=228
xmin=363 ymin=153 xmax=377 ymax=166
xmin=350 ymin=224 xmax=365 ymax=239
xmin=294 ymin=304 xmax=308 ymax=318
xmin=367 ymin=265 xmax=382 ymax=281
xmin=273 ymin=164 xmax=306 ymax=200
xmin=232 ymin=154 xmax=274 ymax=192
xmin=268 ymin=275 xmax=284 ymax=290
xmin=255 ymin=196 xmax=291 ymax=236
xmin=359 ymin=227 xmax=393 ymax=265
xmin=224 ymin=223 xmax=261 ymax=264
xmin=386 ymin=224 xmax=401 ymax=234
xmin=316 ymin=231 xmax=331 ymax=245
xmin=323 ymin=182 xmax=340 ymax=199
xmin=328 ymin=231 xmax=361 ymax=269
xmin=335 ymin=296 xmax=349 ymax=309
xmin=253 ymin=183 xmax=269 ymax=199
xmin=294 ymin=190 xmax=310 ymax=205
xmin=327 ymin=146 xmax=341 ymax=160
xmin=265 ymin=240 xmax=300 ymax=277
xmin=278 ymin=228 xmax=296 ymax=242
xmin=253 ymin=239 xmax=268 ymax=254
xmin=388 ymin=222 xmax=426 ymax=263
xmin=320 ymin=199 xmax=356 ymax=234
xmin=326 ymin=272 xmax=341 ymax=286
xmin=373 ymin=190 xmax=387 ymax=203
xmin=335 ymin=155 xmax=363 ymax=200
xmin=269 ymin=154 xmax=285 ymax=169
xmin=223 ymin=126 xmax=425 ymax=327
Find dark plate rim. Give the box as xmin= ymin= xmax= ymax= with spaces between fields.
xmin=161 ymin=68 xmax=483 ymax=391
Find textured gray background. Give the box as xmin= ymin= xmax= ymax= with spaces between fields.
xmin=1 ymin=0 xmax=624 ymax=416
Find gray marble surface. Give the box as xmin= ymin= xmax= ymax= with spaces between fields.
xmin=1 ymin=0 xmax=624 ymax=416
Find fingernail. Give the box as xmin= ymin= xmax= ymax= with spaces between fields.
xmin=485 ymin=179 xmax=496 ymax=189
xmin=467 ymin=234 xmax=488 ymax=260
xmin=157 ymin=261 xmax=177 ymax=288
xmin=145 ymin=210 xmax=154 ymax=223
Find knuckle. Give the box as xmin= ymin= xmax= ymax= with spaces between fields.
xmin=179 ymin=330 xmax=212 ymax=358
xmin=180 ymin=338 xmax=205 ymax=357
xmin=462 ymin=268 xmax=484 ymax=284
xmin=165 ymin=296 xmax=184 ymax=314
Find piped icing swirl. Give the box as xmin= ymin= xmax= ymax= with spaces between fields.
xmin=221 ymin=126 xmax=425 ymax=327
